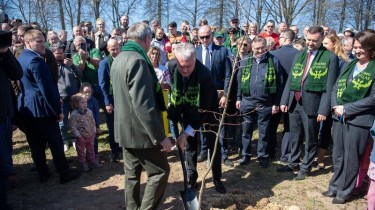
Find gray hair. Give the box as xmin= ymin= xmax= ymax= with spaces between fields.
xmin=174 ymin=43 xmax=196 ymax=60
xmin=73 ymin=36 xmax=86 ymax=44
xmin=127 ymin=22 xmax=152 ymax=41
xmin=342 ymin=37 xmax=354 ymax=46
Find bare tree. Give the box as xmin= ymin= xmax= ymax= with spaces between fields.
xmin=172 ymin=0 xmax=206 ymax=27
xmin=264 ymin=0 xmax=313 ymax=26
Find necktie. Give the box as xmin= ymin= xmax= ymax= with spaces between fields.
xmin=294 ymin=51 xmax=313 ymax=102
xmin=204 ymin=47 xmax=211 ymax=70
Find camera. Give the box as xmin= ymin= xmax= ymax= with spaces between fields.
xmin=0 ymin=31 xmax=12 ymax=48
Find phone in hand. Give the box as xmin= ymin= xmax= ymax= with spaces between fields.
xmin=65 ymin=53 xmax=72 ymax=59
xmin=80 ymin=43 xmax=87 ymax=51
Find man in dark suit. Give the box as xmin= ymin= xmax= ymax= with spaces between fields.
xmin=195 ymin=25 xmax=234 ymax=167
xmin=277 ymin=26 xmax=339 ymax=180
xmin=270 ymin=29 xmax=300 ymax=162
xmin=110 ymin=23 xmax=173 ymax=210
xmin=17 ymin=29 xmax=80 ymax=184
xmin=0 ymin=34 xmax=23 ymax=210
xmin=170 ymin=42 xmax=226 ymax=193
xmin=98 ymin=39 xmax=120 ymax=162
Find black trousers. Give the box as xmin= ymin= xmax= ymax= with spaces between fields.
xmin=186 ymin=129 xmax=222 ymax=184
xmin=328 ymin=121 xmax=369 ymax=199
xmin=288 ymin=100 xmax=319 ymax=171
xmin=22 ymin=116 xmax=70 ymax=176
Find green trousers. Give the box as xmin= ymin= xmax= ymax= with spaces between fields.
xmin=123 ymin=147 xmax=170 ymax=210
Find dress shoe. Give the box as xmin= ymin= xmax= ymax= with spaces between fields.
xmin=294 ymin=170 xmax=308 ymax=180
xmin=223 ymin=159 xmax=234 ymax=167
xmin=111 ymin=153 xmax=120 ymax=163
xmin=213 ymin=179 xmax=226 ymax=194
xmin=197 ymin=151 xmax=207 ymax=162
xmin=322 ymin=190 xmax=336 ymax=198
xmin=239 ymin=156 xmax=250 ymax=165
xmin=258 ymin=157 xmax=269 ymax=168
xmin=276 ymin=165 xmax=299 ymax=173
xmin=332 ymin=196 xmax=346 ymax=204
xmin=60 ymin=169 xmax=81 ymax=184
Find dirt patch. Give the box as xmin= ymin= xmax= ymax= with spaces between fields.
xmin=8 ymin=130 xmax=367 ymax=210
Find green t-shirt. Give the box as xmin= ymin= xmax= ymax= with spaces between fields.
xmin=224 ymin=39 xmax=237 ymax=56
xmin=73 ymin=48 xmax=101 ymax=85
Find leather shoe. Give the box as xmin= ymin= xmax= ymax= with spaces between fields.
xmin=239 ymin=156 xmax=250 ymax=165
xmin=332 ymin=196 xmax=346 ymax=204
xmin=223 ymin=159 xmax=234 ymax=167
xmin=197 ymin=151 xmax=207 ymax=162
xmin=276 ymin=165 xmax=299 ymax=172
xmin=258 ymin=157 xmax=269 ymax=168
xmin=213 ymin=179 xmax=226 ymax=194
xmin=322 ymin=190 xmax=336 ymax=198
xmin=294 ymin=170 xmax=308 ymax=180
xmin=60 ymin=169 xmax=81 ymax=184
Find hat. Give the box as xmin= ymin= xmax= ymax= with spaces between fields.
xmin=231 ymin=17 xmax=239 ymax=22
xmin=344 ymin=28 xmax=352 ymax=32
xmin=214 ymin=31 xmax=224 ymax=38
xmin=168 ymin=21 xmax=177 ymax=28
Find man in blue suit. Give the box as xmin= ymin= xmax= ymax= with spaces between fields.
xmin=98 ymin=39 xmax=120 ymax=162
xmin=18 ymin=29 xmax=80 ymax=184
xmin=269 ymin=29 xmax=300 ymax=161
xmin=195 ymin=25 xmax=234 ymax=167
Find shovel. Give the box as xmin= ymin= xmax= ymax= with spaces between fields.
xmin=178 ymin=146 xmax=199 ymax=210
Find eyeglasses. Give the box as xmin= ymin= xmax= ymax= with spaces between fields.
xmin=232 ymin=21 xmax=239 ymax=24
xmin=199 ymin=35 xmax=211 ymax=40
xmin=242 ymin=44 xmax=248 ymax=47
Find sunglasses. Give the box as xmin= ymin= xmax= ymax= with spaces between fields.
xmin=232 ymin=21 xmax=239 ymax=24
xmin=242 ymin=44 xmax=248 ymax=47
xmin=199 ymin=35 xmax=211 ymax=40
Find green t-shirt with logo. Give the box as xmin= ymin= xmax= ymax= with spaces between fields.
xmin=72 ymin=48 xmax=101 ymax=85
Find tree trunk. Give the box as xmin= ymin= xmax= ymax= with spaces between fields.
xmin=158 ymin=0 xmax=162 ymax=25
xmin=219 ymin=0 xmax=223 ymax=29
xmin=77 ymin=0 xmax=82 ymax=25
xmin=57 ymin=0 xmax=65 ymax=30
xmin=193 ymin=0 xmax=197 ymax=27
xmin=94 ymin=0 xmax=100 ymax=20
xmin=339 ymin=0 xmax=346 ymax=33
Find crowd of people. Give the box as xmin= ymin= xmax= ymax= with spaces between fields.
xmin=1 ymin=8 xmax=375 ymax=209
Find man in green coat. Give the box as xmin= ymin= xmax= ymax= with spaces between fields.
xmin=111 ymin=23 xmax=173 ymax=210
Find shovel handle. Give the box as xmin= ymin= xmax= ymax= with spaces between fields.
xmin=177 ymin=146 xmax=189 ymax=191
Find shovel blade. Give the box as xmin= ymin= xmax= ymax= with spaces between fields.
xmin=180 ymin=190 xmax=199 ymax=210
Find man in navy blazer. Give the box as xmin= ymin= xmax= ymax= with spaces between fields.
xmin=98 ymin=39 xmax=120 ymax=162
xmin=195 ymin=25 xmax=235 ymax=166
xmin=270 ymin=29 xmax=300 ymax=161
xmin=18 ymin=29 xmax=80 ymax=184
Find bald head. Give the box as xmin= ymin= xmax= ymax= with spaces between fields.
xmin=107 ymin=38 xmax=120 ymax=58
xmin=198 ymin=25 xmax=212 ymax=47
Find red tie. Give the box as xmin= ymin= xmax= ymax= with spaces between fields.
xmin=294 ymin=51 xmax=313 ymax=102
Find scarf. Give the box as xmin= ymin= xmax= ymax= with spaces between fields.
xmin=240 ymin=52 xmax=277 ymax=95
xmin=107 ymin=55 xmax=114 ymax=95
xmin=336 ymin=59 xmax=375 ymax=105
xmin=169 ymin=62 xmax=200 ymax=126
xmin=121 ymin=40 xmax=166 ymax=111
xmin=290 ymin=46 xmax=331 ymax=92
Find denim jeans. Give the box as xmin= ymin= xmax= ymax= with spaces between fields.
xmin=59 ymin=98 xmax=72 ymax=143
